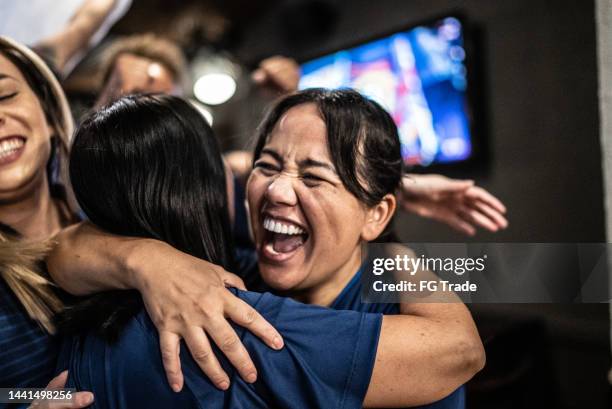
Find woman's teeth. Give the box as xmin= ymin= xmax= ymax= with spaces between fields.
xmin=0 ymin=138 xmax=24 ymax=158
xmin=263 ymin=218 xmax=305 ymax=235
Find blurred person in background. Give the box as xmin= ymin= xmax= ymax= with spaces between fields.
xmin=94 ymin=32 xmax=300 ymax=107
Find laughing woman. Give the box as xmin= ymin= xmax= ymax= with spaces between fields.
xmin=0 ymin=36 xmax=77 ymax=391
xmin=246 ymin=88 xmax=472 ymax=408
xmin=54 ymin=91 xmax=484 ymax=408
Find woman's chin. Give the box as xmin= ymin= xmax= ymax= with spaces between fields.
xmin=258 ymin=264 xmax=306 ymax=292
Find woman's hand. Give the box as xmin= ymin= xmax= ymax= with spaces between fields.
xmin=128 ymin=240 xmax=284 ymax=392
xmin=251 ymin=56 xmax=301 ymax=94
xmin=28 ymin=371 xmax=93 ymax=408
xmin=400 ymin=174 xmax=508 ymax=236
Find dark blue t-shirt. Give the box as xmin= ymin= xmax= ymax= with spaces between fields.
xmin=330 ymin=269 xmax=466 ymax=409
xmin=57 ymin=289 xmax=382 ymax=409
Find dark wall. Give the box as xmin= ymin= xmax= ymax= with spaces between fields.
xmin=236 ymin=0 xmax=604 ymax=243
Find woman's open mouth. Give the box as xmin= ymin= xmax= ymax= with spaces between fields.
xmin=0 ymin=136 xmax=26 ymax=167
xmin=261 ymin=216 xmax=310 ymax=262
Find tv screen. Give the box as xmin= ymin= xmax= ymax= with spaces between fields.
xmin=299 ymin=16 xmax=476 ymax=168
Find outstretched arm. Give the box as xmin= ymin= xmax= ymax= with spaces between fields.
xmin=33 ymin=0 xmax=125 ymax=76
xmin=400 ymin=173 xmax=508 ymax=235
xmin=47 ymin=222 xmax=284 ymax=392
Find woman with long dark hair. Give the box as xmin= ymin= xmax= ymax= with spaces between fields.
xmin=58 ymin=93 xmax=482 ymax=408
xmin=0 ymin=36 xmax=283 ymax=409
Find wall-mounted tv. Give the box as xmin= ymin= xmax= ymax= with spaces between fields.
xmin=299 ymin=16 xmax=481 ymax=169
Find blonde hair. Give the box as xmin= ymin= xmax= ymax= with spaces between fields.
xmin=0 ymin=233 xmax=63 ymax=334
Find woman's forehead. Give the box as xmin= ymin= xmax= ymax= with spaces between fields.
xmin=267 ymin=103 xmax=328 ymax=152
xmin=0 ymin=53 xmax=24 ymax=82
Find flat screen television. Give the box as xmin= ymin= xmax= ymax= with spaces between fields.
xmin=298 ymin=16 xmax=482 ymax=169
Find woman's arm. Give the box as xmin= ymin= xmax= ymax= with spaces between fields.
xmin=33 ymin=0 xmax=122 ymax=76
xmin=47 ymin=222 xmax=284 ymax=392
xmin=364 ymin=303 xmax=484 ymax=407
xmin=400 ymin=174 xmax=508 ymax=235
xmin=365 ymin=244 xmax=484 ymax=406
xmin=49 ymin=225 xmax=484 ymax=406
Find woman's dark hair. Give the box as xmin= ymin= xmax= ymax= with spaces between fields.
xmin=61 ymin=94 xmax=234 ymax=340
xmin=253 ymin=88 xmax=403 ymax=208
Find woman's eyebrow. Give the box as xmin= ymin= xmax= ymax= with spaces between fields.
xmin=0 ymin=73 xmax=15 ymax=80
xmin=298 ymin=158 xmax=337 ymax=174
xmin=260 ymin=148 xmax=283 ymax=163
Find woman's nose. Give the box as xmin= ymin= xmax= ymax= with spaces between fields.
xmin=265 ymin=174 xmax=298 ymax=206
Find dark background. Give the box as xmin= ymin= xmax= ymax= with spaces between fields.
xmin=76 ymin=0 xmax=611 ymax=407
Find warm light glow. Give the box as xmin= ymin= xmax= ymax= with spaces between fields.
xmin=193 ymin=73 xmax=237 ymax=105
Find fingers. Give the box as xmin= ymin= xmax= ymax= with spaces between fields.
xmin=65 ymin=392 xmax=94 ymax=408
xmin=434 ymin=177 xmax=474 ymax=195
xmin=251 ymin=68 xmax=266 ymax=84
xmin=183 ymin=327 xmax=230 ymax=390
xmin=459 ymin=205 xmax=500 ymax=232
xmin=159 ymin=331 xmax=184 ymax=392
xmin=251 ymin=56 xmax=300 ymax=92
xmin=439 ymin=211 xmax=477 ymax=236
xmin=401 ymin=200 xmax=433 ymax=218
xmin=473 ymin=201 xmax=509 ymax=229
xmin=465 ymin=186 xmax=507 ymax=213
xmin=220 ymin=271 xmax=247 ymax=291
xmin=224 ymin=295 xmax=284 ymax=351
xmin=46 ymin=371 xmax=68 ymax=390
xmin=30 ymin=372 xmax=94 ymax=409
xmin=205 ymin=317 xmax=258 ymax=385
xmin=30 ymin=392 xmax=94 ymax=409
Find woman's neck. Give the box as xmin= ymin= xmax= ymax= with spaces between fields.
xmin=294 ymin=247 xmax=363 ymax=307
xmin=0 ymin=175 xmax=64 ymax=240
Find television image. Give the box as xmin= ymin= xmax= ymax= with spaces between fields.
xmin=299 ymin=16 xmax=477 ymax=168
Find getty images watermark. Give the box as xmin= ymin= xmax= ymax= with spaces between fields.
xmin=360 ymin=243 xmax=611 ymax=303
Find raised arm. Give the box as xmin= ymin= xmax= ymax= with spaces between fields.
xmin=33 ymin=0 xmax=127 ymax=76
xmin=47 ymin=222 xmax=284 ymax=392
xmin=400 ymin=173 xmax=508 ymax=235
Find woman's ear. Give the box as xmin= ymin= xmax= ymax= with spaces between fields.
xmin=361 ymin=193 xmax=397 ymax=241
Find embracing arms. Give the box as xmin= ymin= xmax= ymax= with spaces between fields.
xmin=48 ymin=223 xmax=484 ymax=407
xmin=48 ymin=222 xmax=283 ymax=392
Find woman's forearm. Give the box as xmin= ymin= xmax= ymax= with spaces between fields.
xmin=46 ymin=222 xmax=283 ymax=391
xmin=47 ymin=222 xmax=146 ymax=295
xmin=364 ymin=303 xmax=485 ymax=407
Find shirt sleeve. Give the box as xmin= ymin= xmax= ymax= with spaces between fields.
xmin=182 ymin=290 xmax=383 ymax=409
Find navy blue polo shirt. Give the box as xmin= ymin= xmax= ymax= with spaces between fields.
xmin=0 ymin=222 xmax=60 ymax=401
xmin=0 ymin=278 xmax=58 ymax=391
xmin=58 ymin=289 xmax=382 ymax=409
xmin=330 ymin=269 xmax=466 ymax=409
